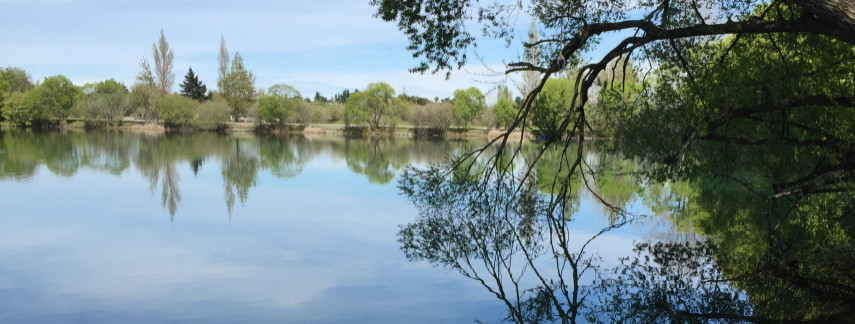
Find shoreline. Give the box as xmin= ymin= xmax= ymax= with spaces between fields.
xmin=3 ymin=120 xmax=618 ymax=143
xmin=78 ymin=120 xmax=533 ymax=141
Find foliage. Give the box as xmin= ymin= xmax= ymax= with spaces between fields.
xmin=313 ymin=92 xmax=329 ymax=103
xmin=1 ymin=66 xmax=34 ymax=93
xmin=451 ymin=87 xmax=485 ymax=127
xmin=2 ymin=91 xmax=33 ymax=126
xmin=494 ymin=97 xmax=519 ymax=128
xmin=156 ymin=94 xmax=197 ymax=127
xmin=92 ymin=79 xmax=128 ymax=95
xmin=371 ymin=0 xmax=477 ymax=76
xmin=373 ymin=0 xmax=855 ymax=78
xmin=28 ymin=75 xmax=79 ymax=123
xmin=258 ymin=84 xmax=300 ymax=127
xmin=532 ymin=78 xmax=574 ymax=139
xmin=75 ymin=79 xmax=131 ymax=127
xmin=0 ymin=77 xmax=7 ymax=122
xmin=333 ymin=88 xmax=352 ymax=103
xmin=267 ymin=83 xmax=301 ymax=99
xmin=591 ymin=61 xmax=644 ymax=137
xmin=180 ymin=67 xmax=208 ymax=101
xmin=220 ymin=52 xmax=257 ymax=119
xmin=345 ymin=82 xmax=406 ymax=129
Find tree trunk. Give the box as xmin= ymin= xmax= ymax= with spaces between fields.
xmin=794 ymin=0 xmax=855 ymax=45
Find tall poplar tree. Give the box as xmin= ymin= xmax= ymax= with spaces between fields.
xmin=217 ymin=35 xmax=229 ymax=92
xmin=152 ymin=29 xmax=174 ymax=95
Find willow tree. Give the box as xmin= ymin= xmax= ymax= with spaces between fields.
xmin=373 ymin=0 xmax=855 ymax=142
xmin=375 ymin=0 xmax=855 ymax=322
xmin=345 ymin=82 xmax=405 ymax=130
xmin=372 ymin=0 xmax=855 ymax=224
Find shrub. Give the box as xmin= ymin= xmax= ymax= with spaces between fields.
xmin=409 ymin=102 xmax=453 ymax=135
xmin=192 ymin=100 xmax=231 ymax=130
xmin=156 ymin=94 xmax=197 ymax=128
xmin=474 ymin=107 xmax=497 ymax=128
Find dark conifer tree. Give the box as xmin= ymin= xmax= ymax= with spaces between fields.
xmin=180 ymin=67 xmax=208 ymax=101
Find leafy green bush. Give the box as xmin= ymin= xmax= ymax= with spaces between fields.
xmin=156 ymin=94 xmax=197 ymax=127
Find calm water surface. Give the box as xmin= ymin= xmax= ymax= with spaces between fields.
xmin=0 ymin=131 xmax=672 ymax=323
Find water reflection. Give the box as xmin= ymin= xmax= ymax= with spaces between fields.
xmin=399 ymin=140 xmax=855 ymax=322
xmin=0 ymin=130 xmax=475 ymax=220
xmin=0 ymin=130 xmax=507 ymax=323
xmin=4 ymin=130 xmax=849 ymax=322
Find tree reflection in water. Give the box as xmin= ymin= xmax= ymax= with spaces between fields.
xmin=397 ymin=142 xmax=855 ymax=323
xmin=399 ymin=146 xmax=637 ymax=323
xmin=222 ymin=138 xmax=259 ymax=217
xmin=0 ymin=131 xmax=463 ymax=220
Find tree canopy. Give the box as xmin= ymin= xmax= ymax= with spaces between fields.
xmin=451 ymin=87 xmax=485 ymax=127
xmin=29 ymin=75 xmax=79 ymax=124
xmin=258 ymin=84 xmax=300 ymax=127
xmin=1 ymin=67 xmax=34 ymax=93
xmin=345 ymin=82 xmax=405 ymax=129
xmin=220 ymin=52 xmax=257 ymax=119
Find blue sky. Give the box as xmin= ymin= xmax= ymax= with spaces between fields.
xmin=0 ymin=0 xmax=534 ymax=101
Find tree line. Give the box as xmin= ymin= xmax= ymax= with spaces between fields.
xmin=1 ymin=28 xmax=614 ymax=136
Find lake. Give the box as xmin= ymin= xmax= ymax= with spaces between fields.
xmin=0 ymin=130 xmax=758 ymax=323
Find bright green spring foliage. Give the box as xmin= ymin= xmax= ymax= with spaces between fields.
xmin=2 ymin=91 xmax=32 ymax=126
xmin=345 ymin=82 xmax=406 ymax=129
xmin=532 ymin=78 xmax=574 ymax=139
xmin=0 ymin=67 xmax=34 ymax=93
xmin=28 ymin=75 xmax=80 ymax=124
xmin=494 ymin=98 xmax=518 ymax=129
xmin=220 ymin=53 xmax=256 ymax=119
xmin=603 ymin=6 xmax=855 ymax=321
xmin=494 ymin=85 xmax=518 ymax=128
xmin=451 ymin=87 xmax=485 ymax=127
xmin=258 ymin=84 xmax=301 ymax=127
xmin=156 ymin=94 xmax=197 ymax=127
xmin=592 ymin=61 xmax=644 ymax=137
xmin=619 ymin=7 xmax=855 ymax=182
